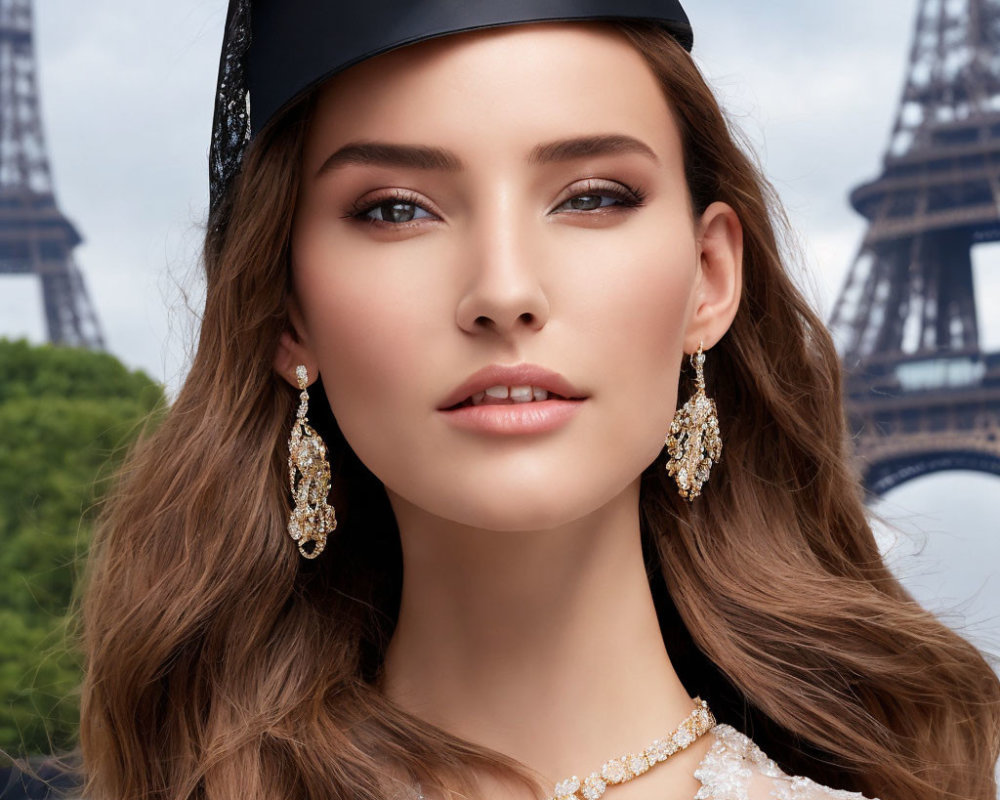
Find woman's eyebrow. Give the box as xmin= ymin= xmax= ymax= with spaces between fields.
xmin=315 ymin=134 xmax=659 ymax=176
xmin=528 ymin=134 xmax=659 ymax=166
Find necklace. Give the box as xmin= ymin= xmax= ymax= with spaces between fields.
xmin=548 ymin=699 xmax=715 ymax=800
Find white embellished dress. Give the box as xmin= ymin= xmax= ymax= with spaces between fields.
xmin=405 ymin=723 xmax=878 ymax=800
xmin=693 ymin=724 xmax=877 ymax=800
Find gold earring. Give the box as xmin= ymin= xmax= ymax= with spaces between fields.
xmin=665 ymin=343 xmax=721 ymax=501
xmin=287 ymin=365 xmax=337 ymax=558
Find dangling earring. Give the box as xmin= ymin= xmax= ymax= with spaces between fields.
xmin=287 ymin=365 xmax=337 ymax=558
xmin=665 ymin=343 xmax=721 ymax=501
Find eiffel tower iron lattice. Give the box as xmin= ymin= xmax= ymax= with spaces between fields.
xmin=0 ymin=0 xmax=103 ymax=349
xmin=828 ymin=0 xmax=1000 ymax=495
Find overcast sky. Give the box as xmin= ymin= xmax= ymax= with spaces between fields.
xmin=2 ymin=1 xmax=997 ymax=652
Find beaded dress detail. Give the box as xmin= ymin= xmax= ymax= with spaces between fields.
xmin=403 ymin=725 xmax=878 ymax=800
xmin=694 ymin=725 xmax=877 ymax=800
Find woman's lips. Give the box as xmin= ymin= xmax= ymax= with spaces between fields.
xmin=437 ymin=363 xmax=586 ymax=410
xmin=439 ymin=396 xmax=584 ymax=435
xmin=438 ymin=364 xmax=587 ymax=435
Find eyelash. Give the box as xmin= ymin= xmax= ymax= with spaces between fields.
xmin=344 ymin=180 xmax=647 ymax=228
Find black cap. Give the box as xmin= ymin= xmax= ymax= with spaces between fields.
xmin=247 ymin=0 xmax=692 ymax=135
xmin=211 ymin=0 xmax=692 ymax=215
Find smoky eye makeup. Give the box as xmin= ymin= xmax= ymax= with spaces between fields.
xmin=552 ymin=178 xmax=647 ymax=213
xmin=343 ymin=188 xmax=441 ymax=227
xmin=342 ymin=176 xmax=649 ymax=229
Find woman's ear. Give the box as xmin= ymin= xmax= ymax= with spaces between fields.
xmin=685 ymin=200 xmax=743 ymax=353
xmin=273 ymin=298 xmax=320 ymax=388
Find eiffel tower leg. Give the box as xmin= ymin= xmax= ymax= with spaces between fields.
xmin=67 ymin=260 xmax=105 ymax=349
xmin=845 ymin=248 xmax=883 ymax=359
xmin=873 ymin=241 xmax=911 ymax=354
xmin=922 ymin=230 xmax=978 ymax=352
xmin=39 ymin=264 xmax=105 ymax=350
xmin=39 ymin=271 xmax=70 ymax=345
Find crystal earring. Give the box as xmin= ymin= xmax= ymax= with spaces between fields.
xmin=664 ymin=343 xmax=721 ymax=501
xmin=287 ymin=365 xmax=337 ymax=558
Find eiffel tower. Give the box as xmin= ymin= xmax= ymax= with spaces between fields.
xmin=828 ymin=0 xmax=1000 ymax=495
xmin=0 ymin=0 xmax=103 ymax=349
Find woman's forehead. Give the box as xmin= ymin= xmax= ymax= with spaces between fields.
xmin=303 ymin=23 xmax=680 ymax=171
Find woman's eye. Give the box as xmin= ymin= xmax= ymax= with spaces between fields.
xmin=355 ymin=198 xmax=436 ymax=224
xmin=558 ymin=194 xmax=625 ymax=212
xmin=554 ymin=183 xmax=646 ymax=214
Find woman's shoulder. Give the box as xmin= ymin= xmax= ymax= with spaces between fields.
xmin=694 ymin=724 xmax=878 ymax=800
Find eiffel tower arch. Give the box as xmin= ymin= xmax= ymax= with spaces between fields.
xmin=828 ymin=0 xmax=1000 ymax=496
xmin=0 ymin=0 xmax=103 ymax=349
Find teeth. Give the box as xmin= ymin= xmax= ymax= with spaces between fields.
xmin=469 ymin=386 xmax=553 ymax=405
xmin=509 ymin=385 xmax=533 ymax=402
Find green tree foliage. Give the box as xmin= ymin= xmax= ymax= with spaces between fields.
xmin=0 ymin=338 xmax=165 ymax=756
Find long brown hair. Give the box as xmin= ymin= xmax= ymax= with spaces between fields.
xmin=80 ymin=22 xmax=1000 ymax=800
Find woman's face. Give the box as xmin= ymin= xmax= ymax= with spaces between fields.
xmin=286 ymin=22 xmax=741 ymax=531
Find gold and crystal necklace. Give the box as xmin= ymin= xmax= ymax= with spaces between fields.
xmin=548 ymin=700 xmax=715 ymax=800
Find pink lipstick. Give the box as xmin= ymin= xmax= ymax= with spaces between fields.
xmin=438 ymin=363 xmax=587 ymax=435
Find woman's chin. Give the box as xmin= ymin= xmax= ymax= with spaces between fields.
xmin=387 ymin=477 xmax=638 ymax=534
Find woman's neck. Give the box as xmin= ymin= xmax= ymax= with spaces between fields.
xmin=380 ymin=481 xmax=706 ymax=795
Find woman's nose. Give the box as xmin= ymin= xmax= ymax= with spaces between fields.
xmin=454 ymin=212 xmax=550 ymax=337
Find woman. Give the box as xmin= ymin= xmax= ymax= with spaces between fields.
xmin=80 ymin=2 xmax=1000 ymax=799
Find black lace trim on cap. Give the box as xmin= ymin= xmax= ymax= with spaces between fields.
xmin=209 ymin=0 xmax=251 ymax=218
